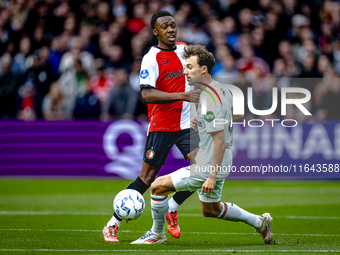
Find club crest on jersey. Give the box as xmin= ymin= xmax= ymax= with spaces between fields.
xmin=165 ymin=68 xmax=184 ymax=80
xmin=140 ymin=69 xmax=149 ymax=79
xmin=146 ymin=149 xmax=155 ymax=159
xmin=204 ymin=111 xmax=215 ymax=123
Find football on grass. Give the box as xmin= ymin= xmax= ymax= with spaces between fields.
xmin=113 ymin=189 xmax=145 ymax=220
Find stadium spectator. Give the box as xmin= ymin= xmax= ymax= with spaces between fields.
xmin=314 ymin=67 xmax=340 ymax=120
xmin=111 ymin=0 xmax=127 ymax=18
xmin=0 ymin=54 xmax=18 ymax=118
xmin=100 ymin=68 xmax=138 ymax=121
xmin=212 ymin=45 xmax=231 ymax=75
xmin=58 ymin=58 xmax=89 ymax=117
xmin=251 ymin=26 xmax=267 ymax=60
xmin=319 ymin=20 xmax=333 ymax=59
xmin=126 ymin=2 xmax=146 ymax=34
xmin=235 ymin=45 xmax=270 ymax=79
xmin=108 ymin=21 xmax=133 ymax=54
xmin=59 ymin=36 xmax=95 ymax=77
xmin=277 ymin=40 xmax=293 ymax=62
xmin=183 ymin=17 xmax=210 ymax=46
xmin=130 ymin=34 xmax=148 ymax=60
xmin=16 ymin=46 xmax=52 ymax=113
xmin=213 ymin=53 xmax=239 ymax=84
xmin=90 ymin=60 xmax=116 ymax=108
xmin=11 ymin=35 xmax=31 ymax=75
xmin=222 ymin=16 xmax=239 ymax=51
xmin=42 ymin=82 xmax=71 ymax=120
xmin=317 ymin=55 xmax=331 ymax=77
xmin=103 ymin=44 xmax=130 ymax=70
xmin=237 ymin=8 xmax=253 ymax=33
xmin=15 ymin=81 xmax=39 ymax=121
xmin=73 ymin=74 xmax=101 ymax=119
xmin=96 ymin=1 xmax=111 ymax=33
xmin=48 ymin=36 xmax=66 ymax=81
xmin=97 ymin=31 xmax=113 ymax=59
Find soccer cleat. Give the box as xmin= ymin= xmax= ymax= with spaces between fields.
xmin=131 ymin=230 xmax=167 ymax=244
xmin=256 ymin=213 xmax=273 ymax=244
xmin=166 ymin=211 xmax=181 ymax=238
xmin=102 ymin=224 xmax=119 ymax=242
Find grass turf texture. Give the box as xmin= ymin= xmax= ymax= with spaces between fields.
xmin=0 ymin=179 xmax=339 ymax=255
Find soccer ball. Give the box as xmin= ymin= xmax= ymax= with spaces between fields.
xmin=113 ymin=189 xmax=145 ymax=220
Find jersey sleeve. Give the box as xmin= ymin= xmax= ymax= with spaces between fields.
xmin=203 ymin=94 xmax=224 ymax=135
xmin=140 ymin=53 xmax=159 ymax=89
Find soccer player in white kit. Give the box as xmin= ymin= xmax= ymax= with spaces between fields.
xmin=131 ymin=44 xmax=273 ymax=245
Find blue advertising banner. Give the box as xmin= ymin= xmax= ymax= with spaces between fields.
xmin=0 ymin=120 xmax=339 ymax=179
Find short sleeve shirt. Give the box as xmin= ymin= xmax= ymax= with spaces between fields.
xmin=139 ymin=43 xmax=191 ymax=132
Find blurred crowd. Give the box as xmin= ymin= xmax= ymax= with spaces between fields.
xmin=0 ymin=0 xmax=339 ymax=122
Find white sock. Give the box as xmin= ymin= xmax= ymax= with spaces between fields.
xmin=151 ymin=195 xmax=168 ymax=236
xmin=168 ymin=197 xmax=180 ymax=213
xmin=218 ymin=202 xmax=262 ymax=228
xmin=106 ymin=214 xmax=122 ymax=229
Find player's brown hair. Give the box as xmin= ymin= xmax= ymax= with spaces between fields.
xmin=183 ymin=44 xmax=215 ymax=74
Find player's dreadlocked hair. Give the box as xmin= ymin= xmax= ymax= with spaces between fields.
xmin=150 ymin=10 xmax=174 ymax=29
xmin=183 ymin=44 xmax=216 ymax=74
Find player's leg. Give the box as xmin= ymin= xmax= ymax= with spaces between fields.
xmin=167 ymin=130 xmax=199 ymax=237
xmin=103 ymin=131 xmax=171 ymax=242
xmin=131 ymin=167 xmax=190 ymax=244
xmin=197 ymin=181 xmax=273 ymax=244
xmin=149 ymin=174 xmax=176 ymax=238
xmin=167 ymin=147 xmax=198 ymax=212
xmin=103 ymin=162 xmax=161 ymax=242
xmin=211 ymin=201 xmax=272 ymax=244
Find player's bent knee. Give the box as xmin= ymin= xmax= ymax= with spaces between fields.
xmin=150 ymin=178 xmax=165 ymax=196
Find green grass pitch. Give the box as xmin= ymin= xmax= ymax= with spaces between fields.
xmin=0 ymin=179 xmax=339 ymax=254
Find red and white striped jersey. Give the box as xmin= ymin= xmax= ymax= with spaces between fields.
xmin=140 ymin=43 xmax=191 ymax=133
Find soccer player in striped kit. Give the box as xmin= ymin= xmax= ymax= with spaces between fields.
xmin=103 ymin=11 xmax=201 ymax=242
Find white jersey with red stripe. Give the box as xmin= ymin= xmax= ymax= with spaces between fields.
xmin=195 ymin=80 xmax=233 ymax=179
xmin=139 ymin=43 xmax=190 ymax=133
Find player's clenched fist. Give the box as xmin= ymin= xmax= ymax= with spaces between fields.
xmin=190 ymin=89 xmax=201 ymax=103
xmin=202 ymin=177 xmax=216 ymax=194
xmin=182 ymin=89 xmax=201 ymax=103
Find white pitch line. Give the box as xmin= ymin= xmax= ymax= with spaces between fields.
xmin=0 ymin=211 xmax=108 ymax=215
xmin=0 ymin=229 xmax=339 ymax=237
xmin=0 ymin=249 xmax=339 ymax=253
xmin=277 ymin=215 xmax=340 ymax=220
xmin=1 ymin=211 xmax=340 ymax=220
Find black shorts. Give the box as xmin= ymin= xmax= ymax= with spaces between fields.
xmin=143 ymin=128 xmax=200 ymax=166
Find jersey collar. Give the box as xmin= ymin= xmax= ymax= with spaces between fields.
xmin=154 ymin=45 xmax=177 ymax=51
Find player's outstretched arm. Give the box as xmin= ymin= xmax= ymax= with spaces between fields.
xmin=141 ymin=88 xmax=201 ymax=104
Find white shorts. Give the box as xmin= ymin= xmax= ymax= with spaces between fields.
xmin=170 ymin=166 xmax=225 ymax=203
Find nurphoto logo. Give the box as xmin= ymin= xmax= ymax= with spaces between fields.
xmin=199 ymin=83 xmax=311 ymax=128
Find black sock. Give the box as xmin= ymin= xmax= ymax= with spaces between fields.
xmin=113 ymin=212 xmax=122 ymax=222
xmin=126 ymin=176 xmax=150 ymax=195
xmin=172 ymin=190 xmax=196 ymax=205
